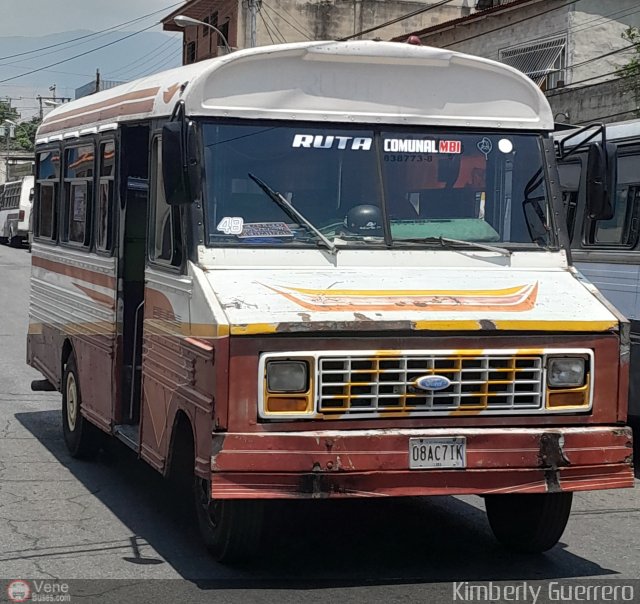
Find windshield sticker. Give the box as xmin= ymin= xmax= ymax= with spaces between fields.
xmin=477 ymin=137 xmax=493 ymax=158
xmin=238 ymin=222 xmax=293 ymax=238
xmin=293 ymin=134 xmax=372 ymax=151
xmin=498 ymin=138 xmax=514 ymax=153
xmin=217 ymin=217 xmax=244 ymax=235
xmin=383 ymin=139 xmax=462 ymax=154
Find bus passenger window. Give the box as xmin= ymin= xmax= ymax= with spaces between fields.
xmin=150 ymin=137 xmax=182 ymax=267
xmin=587 ymin=155 xmax=640 ymax=247
xmin=97 ymin=141 xmax=115 ymax=252
xmin=62 ymin=144 xmax=94 ymax=247
xmin=35 ymin=149 xmax=60 ymax=241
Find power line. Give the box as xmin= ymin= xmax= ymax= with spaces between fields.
xmin=0 ymin=23 xmax=158 ymax=85
xmin=340 ymin=0 xmax=456 ymax=41
xmin=123 ymin=44 xmax=183 ymax=80
xmin=262 ymin=1 xmax=314 ymax=39
xmin=491 ymin=1 xmax=640 ymax=59
xmin=262 ymin=2 xmax=312 ymax=40
xmin=259 ymin=11 xmax=277 ymax=45
xmin=440 ymin=0 xmax=582 ymax=49
xmin=107 ymin=36 xmax=179 ymax=79
xmin=0 ymin=2 xmax=182 ymax=62
xmin=575 ymin=108 xmax=637 ymax=124
xmin=261 ymin=7 xmax=288 ymax=44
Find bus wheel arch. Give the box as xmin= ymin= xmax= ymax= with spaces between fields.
xmin=167 ymin=410 xmax=264 ymax=563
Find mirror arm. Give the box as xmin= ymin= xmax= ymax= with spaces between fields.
xmin=557 ymin=122 xmax=604 ymax=160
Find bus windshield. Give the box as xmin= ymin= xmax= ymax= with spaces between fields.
xmin=202 ymin=123 xmax=552 ymax=249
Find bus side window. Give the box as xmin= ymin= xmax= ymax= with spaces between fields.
xmin=62 ymin=143 xmax=94 ymax=247
xmin=97 ymin=140 xmax=115 ymax=252
xmin=35 ymin=149 xmax=61 ymax=241
xmin=149 ymin=137 xmax=183 ymax=268
xmin=586 ymin=154 xmax=640 ymax=247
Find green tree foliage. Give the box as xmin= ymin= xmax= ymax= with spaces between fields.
xmin=15 ymin=117 xmax=41 ymax=152
xmin=0 ymin=100 xmax=41 ymax=153
xmin=0 ymin=99 xmax=19 ymax=125
xmin=616 ymin=27 xmax=640 ymax=116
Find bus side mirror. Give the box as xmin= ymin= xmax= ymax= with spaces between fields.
xmin=586 ymin=141 xmax=616 ymax=220
xmin=162 ymin=122 xmax=191 ymax=205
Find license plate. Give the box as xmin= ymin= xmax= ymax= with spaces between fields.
xmin=409 ymin=437 xmax=466 ymax=469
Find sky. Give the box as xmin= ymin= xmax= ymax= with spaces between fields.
xmin=0 ymin=1 xmax=184 ymax=118
xmin=0 ymin=0 xmax=184 ymax=37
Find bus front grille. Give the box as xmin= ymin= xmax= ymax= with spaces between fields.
xmin=318 ymin=353 xmax=543 ymax=415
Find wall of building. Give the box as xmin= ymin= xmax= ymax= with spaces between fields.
xmin=418 ymin=0 xmax=571 ymax=67
xmin=259 ymin=0 xmax=471 ymax=44
xmin=180 ymin=0 xmax=240 ymax=62
xmin=547 ymin=77 xmax=637 ymax=126
xmin=170 ymin=0 xmax=472 ymax=63
xmin=568 ymin=0 xmax=640 ymax=85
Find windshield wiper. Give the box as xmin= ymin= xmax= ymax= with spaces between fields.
xmin=247 ymin=173 xmax=337 ymax=254
xmin=399 ymin=236 xmax=512 ymax=256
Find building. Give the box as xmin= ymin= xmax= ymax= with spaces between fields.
xmin=395 ymin=0 xmax=640 ymax=125
xmin=0 ymin=151 xmax=34 ymax=184
xmin=162 ymin=0 xmax=473 ymax=64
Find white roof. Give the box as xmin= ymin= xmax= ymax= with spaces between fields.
xmin=37 ymin=41 xmax=553 ymax=142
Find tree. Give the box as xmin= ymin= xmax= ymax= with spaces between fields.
xmin=616 ymin=27 xmax=640 ymax=117
xmin=0 ymin=100 xmax=41 ymax=153
xmin=15 ymin=117 xmax=42 ymax=152
xmin=0 ymin=99 xmax=19 ymax=125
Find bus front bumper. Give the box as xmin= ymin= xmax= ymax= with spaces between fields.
xmin=209 ymin=426 xmax=634 ymax=499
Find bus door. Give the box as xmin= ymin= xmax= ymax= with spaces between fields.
xmin=115 ymin=125 xmax=150 ymax=447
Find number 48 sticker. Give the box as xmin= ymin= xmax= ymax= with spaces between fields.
xmin=217 ymin=216 xmax=244 ymax=235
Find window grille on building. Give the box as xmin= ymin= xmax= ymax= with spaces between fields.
xmin=499 ymin=36 xmax=567 ymax=90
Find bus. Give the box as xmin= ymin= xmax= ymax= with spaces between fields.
xmin=556 ymin=119 xmax=640 ymax=421
xmin=27 ymin=41 xmax=634 ymax=563
xmin=0 ymin=175 xmax=34 ymax=246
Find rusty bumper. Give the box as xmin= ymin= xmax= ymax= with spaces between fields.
xmin=210 ymin=426 xmax=634 ymax=499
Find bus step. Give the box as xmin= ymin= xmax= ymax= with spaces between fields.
xmin=31 ymin=379 xmax=56 ymax=392
xmin=114 ymin=424 xmax=140 ymax=452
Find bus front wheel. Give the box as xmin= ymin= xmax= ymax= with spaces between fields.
xmin=61 ymin=354 xmax=102 ymax=459
xmin=485 ymin=492 xmax=572 ymax=553
xmin=194 ymin=477 xmax=264 ymax=563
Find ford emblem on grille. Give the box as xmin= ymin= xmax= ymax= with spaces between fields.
xmin=415 ymin=375 xmax=452 ymax=391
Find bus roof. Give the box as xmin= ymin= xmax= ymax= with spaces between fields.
xmin=37 ymin=40 xmax=553 ymax=142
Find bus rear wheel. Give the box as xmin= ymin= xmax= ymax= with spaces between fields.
xmin=8 ymin=225 xmax=21 ymax=247
xmin=194 ymin=477 xmax=264 ymax=563
xmin=485 ymin=492 xmax=572 ymax=553
xmin=62 ymin=353 xmax=102 ymax=459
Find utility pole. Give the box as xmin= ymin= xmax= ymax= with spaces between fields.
xmin=247 ymin=0 xmax=262 ymax=48
xmin=95 ymin=69 xmax=101 ymax=94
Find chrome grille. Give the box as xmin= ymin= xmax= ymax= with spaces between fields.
xmin=318 ymin=354 xmax=543 ymax=415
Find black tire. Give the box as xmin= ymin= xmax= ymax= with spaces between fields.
xmin=8 ymin=225 xmax=21 ymax=247
xmin=61 ymin=353 xmax=102 ymax=459
xmin=485 ymin=492 xmax=572 ymax=553
xmin=0 ymin=236 xmax=7 ymax=245
xmin=194 ymin=477 xmax=264 ymax=563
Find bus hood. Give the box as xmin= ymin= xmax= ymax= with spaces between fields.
xmin=203 ymin=267 xmax=619 ymax=336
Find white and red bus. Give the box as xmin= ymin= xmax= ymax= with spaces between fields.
xmin=0 ymin=175 xmax=34 ymax=246
xmin=27 ymin=41 xmax=633 ymax=562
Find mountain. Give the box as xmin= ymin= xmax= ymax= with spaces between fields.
xmin=0 ymin=30 xmax=182 ymax=118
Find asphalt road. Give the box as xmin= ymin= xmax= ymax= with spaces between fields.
xmin=0 ymin=243 xmax=638 ymax=603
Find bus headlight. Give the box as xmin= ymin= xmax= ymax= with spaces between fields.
xmin=266 ymin=360 xmax=309 ymax=393
xmin=547 ymin=357 xmax=586 ymax=388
